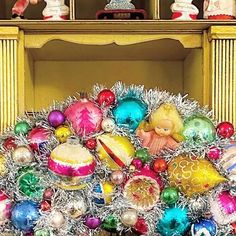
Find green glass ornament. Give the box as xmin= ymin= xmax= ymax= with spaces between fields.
xmin=135 ymin=148 xmax=151 ymax=163
xmin=101 ymin=215 xmax=118 ymax=233
xmin=34 ymin=229 xmax=51 ymax=236
xmin=161 ymin=187 xmax=179 ymax=205
xmin=182 ymin=115 xmax=216 ymax=144
xmin=18 ymin=168 xmax=44 ymax=199
xmin=14 ymin=121 xmax=31 ymax=135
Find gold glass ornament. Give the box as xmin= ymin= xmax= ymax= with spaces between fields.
xmin=0 ymin=154 xmax=6 ymax=176
xmin=54 ymin=125 xmax=72 ymax=143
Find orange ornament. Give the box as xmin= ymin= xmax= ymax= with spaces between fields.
xmin=153 ymin=159 xmax=168 ymax=173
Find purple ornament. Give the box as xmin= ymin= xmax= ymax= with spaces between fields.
xmin=132 ymin=159 xmax=143 ymax=169
xmin=48 ymin=110 xmax=65 ymax=128
xmin=85 ymin=216 xmax=101 ymax=229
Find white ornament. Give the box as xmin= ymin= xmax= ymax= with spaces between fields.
xmin=65 ymin=198 xmax=87 ymax=219
xmin=101 ymin=118 xmax=116 ymax=133
xmin=50 ymin=210 xmax=65 ymax=228
xmin=121 ymin=209 xmax=138 ymax=226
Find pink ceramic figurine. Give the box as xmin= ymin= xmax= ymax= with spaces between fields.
xmin=12 ymin=0 xmax=40 ymax=19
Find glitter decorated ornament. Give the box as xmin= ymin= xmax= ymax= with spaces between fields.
xmin=11 ymin=200 xmax=40 ymax=232
xmin=55 ymin=125 xmax=72 ymax=143
xmin=182 ymin=115 xmax=216 ymax=143
xmin=191 ymin=218 xmax=217 ymax=236
xmin=0 ymin=191 xmax=12 ymax=225
xmin=14 ymin=121 xmax=31 ymax=135
xmin=124 ymin=165 xmax=162 ymax=210
xmin=65 ymin=98 xmax=103 ymax=136
xmin=121 ymin=209 xmax=138 ymax=227
xmin=101 ymin=118 xmax=116 ymax=132
xmin=210 ymin=191 xmax=236 ymax=225
xmin=189 ymin=197 xmax=208 ymax=217
xmin=113 ymin=97 xmax=147 ymax=132
xmin=12 ymin=146 xmax=34 ymax=164
xmin=65 ymin=198 xmax=87 ymax=218
xmin=101 ymin=215 xmax=118 ymax=233
xmin=93 ymin=181 xmax=114 ymax=206
xmin=48 ymin=110 xmax=65 ymax=128
xmin=97 ymin=89 xmax=116 ymax=107
xmin=168 ymin=155 xmax=226 ymax=197
xmin=219 ymin=143 xmax=236 ymax=181
xmin=156 ymin=207 xmax=190 ymax=236
xmin=217 ymin=122 xmax=234 ymax=139
xmin=48 ymin=137 xmax=96 ymax=190
xmin=97 ymin=134 xmax=135 ymax=170
xmin=85 ymin=216 xmax=101 ymax=229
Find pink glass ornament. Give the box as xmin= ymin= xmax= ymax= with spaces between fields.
xmin=217 ymin=122 xmax=235 ymax=139
xmin=131 ymin=159 xmax=143 ymax=169
xmin=85 ymin=216 xmax=101 ymax=229
xmin=0 ymin=190 xmax=12 ymax=225
xmin=219 ymin=191 xmax=236 ymax=215
xmin=65 ymin=99 xmax=103 ymax=136
xmin=111 ymin=170 xmax=125 ymax=185
xmin=207 ymin=146 xmax=221 ymax=160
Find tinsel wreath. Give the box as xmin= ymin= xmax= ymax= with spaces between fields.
xmin=0 ymin=82 xmax=236 ymax=236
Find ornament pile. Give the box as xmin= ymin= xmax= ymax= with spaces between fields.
xmin=0 ymin=82 xmax=236 ymax=236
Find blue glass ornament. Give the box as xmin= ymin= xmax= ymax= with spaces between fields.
xmin=156 ymin=207 xmax=190 ymax=236
xmin=113 ymin=97 xmax=147 ymax=132
xmin=182 ymin=115 xmax=216 ymax=144
xmin=11 ymin=200 xmax=40 ymax=232
xmin=191 ymin=218 xmax=217 ymax=236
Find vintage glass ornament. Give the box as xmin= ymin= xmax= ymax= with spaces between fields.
xmin=182 ymin=115 xmax=216 ymax=143
xmin=93 ymin=181 xmax=114 ymax=206
xmin=101 ymin=118 xmax=116 ymax=132
xmin=110 ymin=170 xmax=125 ymax=185
xmin=43 ymin=188 xmax=54 ymax=200
xmin=11 ymin=200 xmax=40 ymax=232
xmin=48 ymin=138 xmax=96 ymax=190
xmin=65 ymin=98 xmax=103 ymax=136
xmin=18 ymin=167 xmax=45 ymax=199
xmin=0 ymin=154 xmax=6 ymax=176
xmin=231 ymin=222 xmax=236 ymax=234
xmin=161 ymin=187 xmax=179 ymax=205
xmin=210 ymin=191 xmax=236 ymax=225
xmin=134 ymin=148 xmax=150 ymax=163
xmin=65 ymin=198 xmax=87 ymax=218
xmin=121 ymin=209 xmax=138 ymax=227
xmin=217 ymin=121 xmax=234 ymax=139
xmin=124 ymin=165 xmax=162 ymax=210
xmin=85 ymin=216 xmax=101 ymax=229
xmin=131 ymin=159 xmax=143 ymax=169
xmin=156 ymin=207 xmax=190 ymax=236
xmin=85 ymin=138 xmax=97 ymax=150
xmin=0 ymin=191 xmax=12 ymax=225
xmin=3 ymin=137 xmax=17 ymax=150
xmin=48 ymin=110 xmax=65 ymax=128
xmin=191 ymin=218 xmax=217 ymax=236
xmin=168 ymin=155 xmax=226 ymax=197
xmin=219 ymin=143 xmax=236 ymax=181
xmin=50 ymin=210 xmax=65 ymax=228
xmin=40 ymin=200 xmax=51 ymax=211
xmin=34 ymin=229 xmax=52 ymax=236
xmin=97 ymin=89 xmax=116 ymax=106
xmin=134 ymin=218 xmax=148 ymax=235
xmin=28 ymin=127 xmax=51 ymax=151
xmin=207 ymin=146 xmax=221 ymax=160
xmin=153 ymin=158 xmax=168 ymax=173
xmin=14 ymin=121 xmax=31 ymax=135
xmin=55 ymin=125 xmax=72 ymax=143
xmin=188 ymin=197 xmax=208 ymax=217
xmin=12 ymin=146 xmax=34 ymax=164
xmin=101 ymin=215 xmax=118 ymax=233
xmin=97 ymin=134 xmax=135 ymax=170
xmin=113 ymin=97 xmax=147 ymax=132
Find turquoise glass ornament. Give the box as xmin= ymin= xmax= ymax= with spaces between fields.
xmin=156 ymin=207 xmax=190 ymax=236
xmin=113 ymin=97 xmax=147 ymax=132
xmin=182 ymin=115 xmax=216 ymax=144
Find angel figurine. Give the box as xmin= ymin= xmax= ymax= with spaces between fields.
xmin=204 ymin=0 xmax=236 ymax=19
xmin=136 ymin=103 xmax=183 ymax=155
xmin=105 ymin=0 xmax=135 ymax=10
xmin=12 ymin=0 xmax=40 ymax=19
xmin=171 ymin=0 xmax=199 ymax=20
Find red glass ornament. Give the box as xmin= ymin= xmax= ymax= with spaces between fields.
xmin=43 ymin=188 xmax=54 ymax=200
xmin=153 ymin=158 xmax=168 ymax=173
xmin=134 ymin=218 xmax=148 ymax=235
xmin=3 ymin=137 xmax=17 ymax=150
xmin=217 ymin=122 xmax=234 ymax=139
xmin=231 ymin=222 xmax=236 ymax=234
xmin=97 ymin=89 xmax=116 ymax=106
xmin=207 ymin=146 xmax=221 ymax=160
xmin=85 ymin=138 xmax=97 ymax=150
xmin=40 ymin=200 xmax=51 ymax=211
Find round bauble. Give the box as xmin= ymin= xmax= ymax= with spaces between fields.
xmin=11 ymin=200 xmax=40 ymax=232
xmin=97 ymin=89 xmax=116 ymax=106
xmin=121 ymin=209 xmax=138 ymax=227
xmin=191 ymin=218 xmax=217 ymax=236
xmin=134 ymin=218 xmax=148 ymax=235
xmin=64 ymin=98 xmax=103 ymax=136
xmin=12 ymin=146 xmax=34 ymax=164
xmin=217 ymin=121 xmax=234 ymax=139
xmin=55 ymin=125 xmax=72 ymax=143
xmin=0 ymin=191 xmax=12 ymax=225
xmin=182 ymin=115 xmax=216 ymax=144
xmin=134 ymin=148 xmax=151 ymax=163
xmin=48 ymin=138 xmax=96 ymax=190
xmin=3 ymin=137 xmax=16 ymax=150
xmin=50 ymin=210 xmax=65 ymax=228
xmin=65 ymin=198 xmax=87 ymax=218
xmin=188 ymin=197 xmax=208 ymax=217
xmin=110 ymin=170 xmax=125 ymax=185
xmin=161 ymin=187 xmax=179 ymax=205
xmin=43 ymin=188 xmax=54 ymax=200
xmin=101 ymin=215 xmax=118 ymax=233
xmin=153 ymin=158 xmax=168 ymax=173
xmin=85 ymin=216 xmax=101 ymax=229
xmin=207 ymin=146 xmax=221 ymax=160
xmin=113 ymin=97 xmax=147 ymax=132
xmin=97 ymin=134 xmax=135 ymax=170
xmin=40 ymin=200 xmax=51 ymax=211
xmin=48 ymin=110 xmax=65 ymax=128
xmin=85 ymin=138 xmax=97 ymax=150
xmin=131 ymin=159 xmax=143 ymax=169
xmin=14 ymin=121 xmax=31 ymax=135
xmin=34 ymin=229 xmax=52 ymax=236
xmin=101 ymin=118 xmax=116 ymax=132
